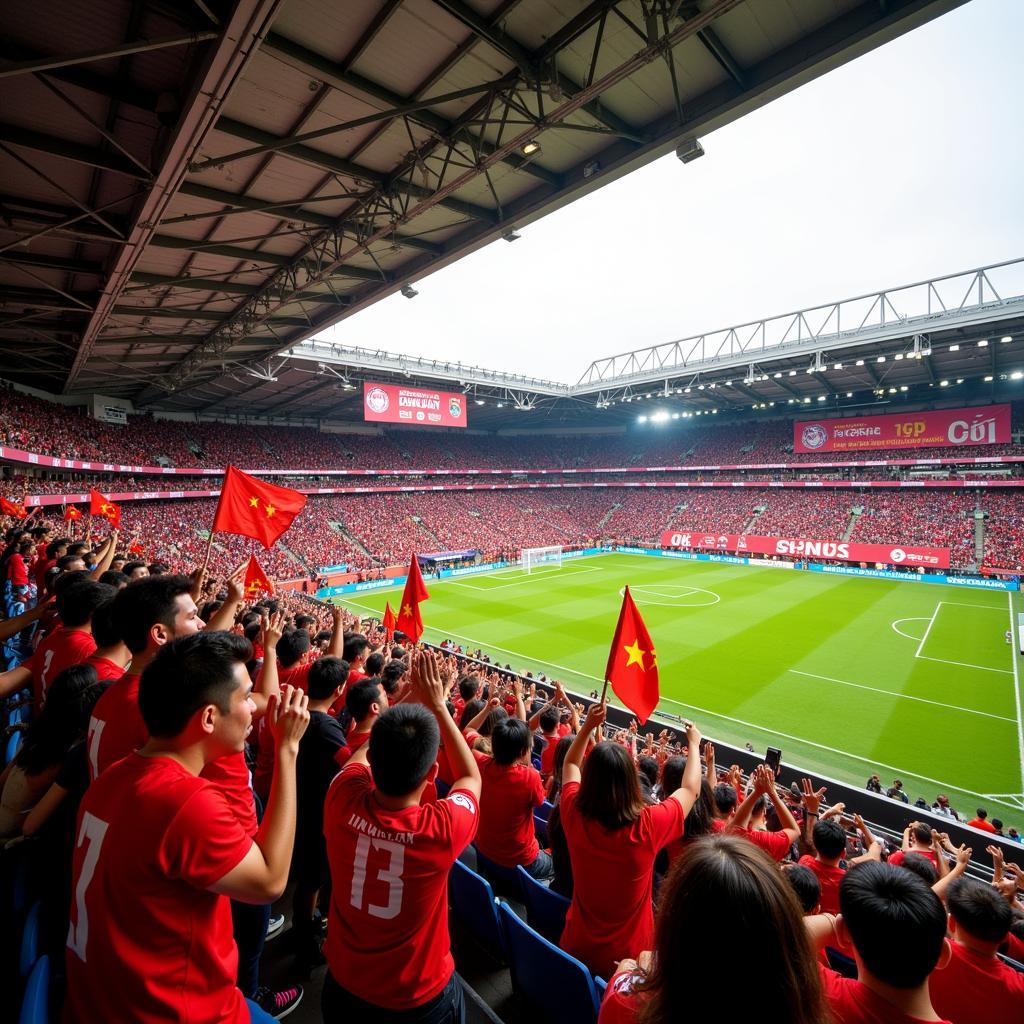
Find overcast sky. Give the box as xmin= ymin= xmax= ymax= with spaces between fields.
xmin=325 ymin=0 xmax=1024 ymax=385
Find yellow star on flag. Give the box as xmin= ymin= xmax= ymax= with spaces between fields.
xmin=623 ymin=640 xmax=647 ymax=669
xmin=264 ymin=503 xmax=275 ymax=517
xmin=402 ymin=603 xmax=412 ymax=617
xmin=246 ymin=581 xmax=260 ymax=593
xmin=249 ymin=495 xmax=259 ymax=508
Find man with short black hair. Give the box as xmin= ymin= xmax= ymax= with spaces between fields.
xmin=808 ymin=862 xmax=952 ymax=1023
xmin=966 ymin=808 xmax=997 ymax=833
xmin=889 ymin=822 xmax=942 ymax=870
xmin=323 ymin=650 xmax=480 ymax=1021
xmin=476 ymin=716 xmax=551 ymax=878
xmin=64 ymin=632 xmax=310 ymax=1024
xmin=84 ymin=597 xmax=131 ymax=682
xmin=929 ymin=876 xmax=1024 ymax=1022
xmin=122 ymin=560 xmax=149 ymax=580
xmin=338 ymin=678 xmax=387 ymax=761
xmin=342 ymin=633 xmax=370 ymax=683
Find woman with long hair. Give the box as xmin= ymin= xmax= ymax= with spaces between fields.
xmin=544 ymin=735 xmax=575 ymax=897
xmin=559 ymin=702 xmax=703 ymax=978
xmin=599 ymin=833 xmax=828 ymax=1024
xmin=0 ymin=663 xmax=102 ymax=843
xmin=659 ymin=756 xmax=716 ymax=862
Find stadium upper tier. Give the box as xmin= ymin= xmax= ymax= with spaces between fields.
xmin=1 ymin=386 xmax=1022 ymax=478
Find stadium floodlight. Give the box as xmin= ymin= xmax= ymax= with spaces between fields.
xmin=521 ymin=140 xmax=542 ymax=156
xmin=1012 ymin=371 xmax=1023 ymax=380
xmin=984 ymin=375 xmax=994 ymax=382
xmin=502 ymin=229 xmax=521 ymax=242
xmin=956 ymin=378 xmax=964 ymax=384
xmin=818 ymin=395 xmax=827 ymax=402
xmin=977 ymin=339 xmax=988 ymax=347
xmin=675 ymin=137 xmax=704 ymax=163
xmin=846 ymin=392 xmax=853 ymax=398
xmin=833 ymin=362 xmax=843 ymax=369
xmin=940 ymin=380 xmax=949 ymax=387
xmin=788 ymin=370 xmax=797 ymax=377
xmin=401 ymin=284 xmax=418 ymax=298
xmin=855 ymin=359 xmax=864 ymax=366
xmin=1001 ymin=335 xmax=1012 ymax=343
xmin=948 ymin=344 xmax=959 ymax=351
xmin=876 ymin=355 xmax=885 ymax=362
xmin=638 ymin=415 xmax=647 ymax=423
xmin=475 ymin=399 xmax=485 ymax=405
xmin=894 ymin=354 xmax=904 ymax=360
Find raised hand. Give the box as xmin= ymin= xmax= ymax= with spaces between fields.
xmin=261 ymin=609 xmax=285 ymax=650
xmin=268 ymin=684 xmax=310 ymax=753
xmin=583 ymin=700 xmax=607 ymax=732
xmin=801 ymin=777 xmax=826 ymax=815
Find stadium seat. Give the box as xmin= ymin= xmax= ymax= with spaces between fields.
xmin=531 ymin=756 xmax=542 ymax=771
xmin=19 ymin=901 xmax=41 ymax=978
xmin=474 ymin=849 xmax=525 ymax=902
xmin=18 ymin=954 xmax=49 ymax=1024
xmin=595 ymin=978 xmax=607 ymax=999
xmin=516 ymin=865 xmax=570 ymax=943
xmin=826 ymin=946 xmax=858 ymax=978
xmin=1000 ymin=953 xmax=1024 ymax=974
xmin=448 ymin=861 xmax=506 ymax=961
xmin=536 ymin=801 xmax=554 ymax=822
xmin=498 ymin=902 xmax=601 ymax=1024
xmin=533 ymin=812 xmax=549 ymax=848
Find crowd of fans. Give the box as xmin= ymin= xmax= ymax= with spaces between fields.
xmin=851 ymin=493 xmax=978 ymax=568
xmin=0 ymin=517 xmax=1020 ymax=1024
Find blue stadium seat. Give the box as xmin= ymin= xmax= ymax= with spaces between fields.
xmin=594 ymin=977 xmax=607 ymax=1000
xmin=531 ymin=756 xmax=542 ymax=771
xmin=20 ymin=901 xmax=42 ymax=978
xmin=498 ymin=902 xmax=600 ymax=1024
xmin=474 ymin=849 xmax=525 ymax=902
xmin=4 ymin=730 xmax=22 ymax=768
xmin=1000 ymin=953 xmax=1024 ymax=973
xmin=533 ymin=812 xmax=549 ymax=848
xmin=536 ymin=800 xmax=554 ymax=823
xmin=18 ymin=954 xmax=50 ymax=1024
xmin=449 ymin=860 xmax=506 ymax=961
xmin=515 ymin=865 xmax=569 ymax=944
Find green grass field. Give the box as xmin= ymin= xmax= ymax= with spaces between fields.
xmin=335 ymin=554 xmax=1024 ymax=822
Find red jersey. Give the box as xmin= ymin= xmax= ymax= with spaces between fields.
xmin=87 ymin=672 xmax=145 ymax=781
xmin=336 ymin=727 xmax=371 ymax=766
xmin=34 ymin=556 xmax=55 ymax=592
xmin=474 ymin=754 xmax=545 ymax=867
xmin=84 ymin=653 xmax=125 ymax=684
xmin=279 ymin=662 xmax=312 ymax=693
xmin=598 ymin=970 xmax=645 ymax=1024
xmin=540 ymin=734 xmax=561 ymax=777
xmin=966 ymin=818 xmax=997 ymax=834
xmin=323 ymin=762 xmax=478 ymax=1010
xmin=201 ymin=751 xmax=258 ymax=838
xmin=23 ymin=626 xmax=96 ymax=707
xmin=732 ymin=825 xmax=792 ymax=861
xmin=820 ymin=966 xmax=952 ymax=1024
xmin=64 ymin=754 xmax=252 ymax=1024
xmin=559 ymin=780 xmax=685 ymax=978
xmin=928 ymin=941 xmax=1024 ymax=1024
xmin=798 ymin=855 xmax=845 ymax=914
xmin=888 ymin=849 xmax=938 ymax=868
xmin=7 ymin=553 xmax=28 ymax=586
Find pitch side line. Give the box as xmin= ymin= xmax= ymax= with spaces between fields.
xmin=915 ymin=603 xmax=940 ymax=660
xmin=1009 ymin=591 xmax=1024 ymax=789
xmin=788 ymin=669 xmax=1017 ymax=723
xmin=912 ymin=601 xmax=1012 ymax=674
xmin=335 ymin=598 xmax=1018 ymax=811
xmin=449 ymin=564 xmax=599 ymax=591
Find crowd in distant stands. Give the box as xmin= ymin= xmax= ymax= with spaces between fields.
xmin=0 ymin=515 xmax=1021 ymax=1024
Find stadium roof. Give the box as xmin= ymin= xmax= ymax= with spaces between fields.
xmin=0 ymin=0 xmax=975 ymax=423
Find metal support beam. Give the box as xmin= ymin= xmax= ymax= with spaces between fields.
xmin=129 ymin=270 xmax=351 ymax=303
xmin=0 ymin=251 xmax=104 ymax=275
xmin=0 ymin=32 xmax=219 ymax=78
xmin=697 ymin=26 xmax=746 ymax=87
xmin=0 ymin=122 xmax=152 ymax=179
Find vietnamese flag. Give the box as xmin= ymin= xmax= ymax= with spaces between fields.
xmin=211 ymin=465 xmax=307 ymax=549
xmin=604 ymin=586 xmax=660 ymax=724
xmin=395 ymin=555 xmax=429 ymax=643
xmin=382 ymin=601 xmax=397 ymax=640
xmin=64 ymin=505 xmax=83 ymax=523
xmin=242 ymin=554 xmax=274 ymax=598
xmin=89 ymin=488 xmax=121 ymax=528
xmin=1 ymin=497 xmax=27 ymax=518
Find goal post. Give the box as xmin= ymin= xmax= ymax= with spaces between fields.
xmin=521 ymin=545 xmax=563 ymax=573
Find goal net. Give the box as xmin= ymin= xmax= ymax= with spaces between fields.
xmin=521 ymin=545 xmax=563 ymax=573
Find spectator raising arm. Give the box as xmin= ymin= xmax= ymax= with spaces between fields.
xmin=562 ymin=699 xmax=607 ymax=788
xmin=88 ymin=529 xmax=119 ymax=580
xmin=663 ymin=719 xmax=704 ymax=815
xmin=932 ymin=843 xmax=972 ymax=901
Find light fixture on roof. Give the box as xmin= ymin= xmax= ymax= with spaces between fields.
xmin=789 ymin=370 xmax=797 ymax=377
xmin=876 ymin=355 xmax=885 ymax=363
xmin=956 ymin=378 xmax=964 ymax=384
xmin=977 ymin=338 xmax=988 ymax=347
xmin=475 ymin=399 xmax=485 ymax=405
xmin=984 ymin=375 xmax=994 ymax=382
xmin=948 ymin=344 xmax=959 ymax=351
xmin=846 ymin=392 xmax=853 ymax=398
xmin=1001 ymin=335 xmax=1012 ymax=343
xmin=401 ymin=284 xmax=418 ymax=299
xmin=894 ymin=353 xmax=904 ymax=360
xmin=582 ymin=160 xmax=601 ymax=179
xmin=833 ymin=362 xmax=843 ymax=370
xmin=899 ymin=386 xmax=908 ymax=392
xmin=855 ymin=359 xmax=864 ymax=366
xmin=940 ymin=380 xmax=949 ymax=387
xmin=818 ymin=395 xmax=826 ymax=402
xmin=502 ymin=229 xmax=521 ymax=242
xmin=675 ymin=137 xmax=704 ymax=163
xmin=521 ymin=140 xmax=542 ymax=157
xmin=497 ymin=402 xmax=504 ymax=408
xmin=638 ymin=415 xmax=647 ymax=423
xmin=773 ymin=372 xmax=782 ymax=379
xmin=1011 ymin=371 xmax=1023 ymax=380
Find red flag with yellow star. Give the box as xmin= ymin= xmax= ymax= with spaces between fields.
xmin=605 ymin=585 xmax=659 ymax=724
xmin=1 ymin=497 xmax=27 ymax=518
xmin=382 ymin=601 xmax=397 ymax=640
xmin=64 ymin=504 xmax=83 ymax=523
xmin=395 ymin=555 xmax=429 ymax=643
xmin=242 ymin=554 xmax=274 ymax=597
xmin=88 ymin=488 xmax=121 ymax=528
xmin=211 ymin=465 xmax=307 ymax=549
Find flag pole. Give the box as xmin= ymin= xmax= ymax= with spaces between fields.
xmin=599 ymin=678 xmax=609 ymax=704
xmin=200 ymin=530 xmax=215 ymax=578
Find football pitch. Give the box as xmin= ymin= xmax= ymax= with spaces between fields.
xmin=334 ymin=554 xmax=1024 ymax=821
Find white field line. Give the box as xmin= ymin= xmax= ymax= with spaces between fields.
xmin=336 ymin=597 xmax=1019 ymax=810
xmin=1008 ymin=591 xmax=1024 ymax=789
xmin=917 ymin=656 xmax=1012 ymax=676
xmin=449 ymin=564 xmax=599 ymax=591
xmin=788 ymin=669 xmax=1016 ymax=723
xmin=891 ymin=617 xmax=929 ymax=641
xmin=915 ymin=603 xmax=941 ymax=660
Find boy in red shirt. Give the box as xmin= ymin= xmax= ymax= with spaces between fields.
xmin=322 ymin=649 xmax=480 ymax=1021
xmin=888 ymin=822 xmax=942 ymax=869
xmin=728 ymin=764 xmax=800 ymax=860
xmin=475 ymin=716 xmax=551 ymax=878
xmin=808 ymin=861 xmax=953 ymax=1024
xmin=966 ymin=808 xmax=998 ymax=833
xmin=336 ymin=677 xmax=388 ymax=761
xmin=928 ymin=877 xmax=1024 ymax=1023
xmin=83 ymin=597 xmax=131 ymax=683
xmin=64 ymin=631 xmax=310 ymax=1024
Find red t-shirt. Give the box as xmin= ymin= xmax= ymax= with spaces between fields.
xmin=598 ymin=969 xmax=645 ymax=1024
xmin=323 ymin=762 xmax=478 ymax=1010
xmin=731 ymin=825 xmax=792 ymax=861
xmin=335 ymin=727 xmax=371 ymax=767
xmin=966 ymin=818 xmax=997 ymax=834
xmin=474 ymin=754 xmax=545 ymax=867
xmin=7 ymin=553 xmax=28 ymax=586
xmin=279 ymin=663 xmax=312 ymax=693
xmin=820 ymin=965 xmax=952 ymax=1024
xmin=34 ymin=556 xmax=55 ymax=592
xmin=23 ymin=626 xmax=96 ymax=707
xmin=84 ymin=654 xmax=125 ymax=684
xmin=436 ymin=728 xmax=479 ymax=786
xmin=799 ymin=855 xmax=845 ymax=914
xmin=201 ymin=751 xmax=258 ymax=838
xmin=540 ymin=733 xmax=561 ymax=777
xmin=63 ymin=754 xmax=252 ymax=1024
xmin=87 ymin=672 xmax=145 ymax=781
xmin=928 ymin=940 xmax=1024 ymax=1023
xmin=560 ymin=780 xmax=685 ymax=978
xmin=888 ymin=849 xmax=938 ymax=868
